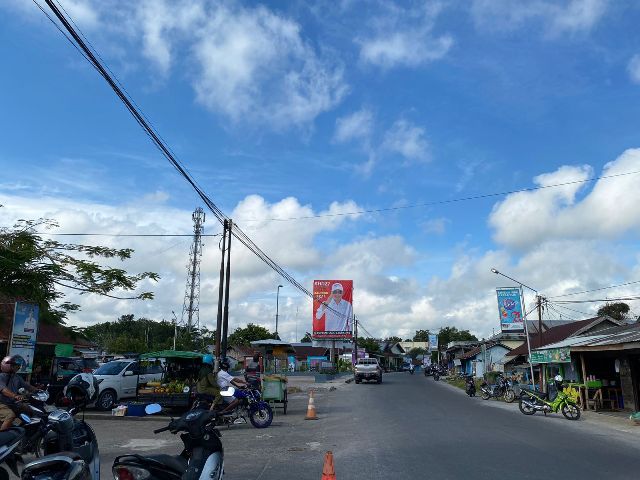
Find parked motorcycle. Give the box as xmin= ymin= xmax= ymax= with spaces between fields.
xmin=0 ymin=427 xmax=25 ymax=478
xmin=192 ymin=386 xmax=273 ymax=429
xmin=480 ymin=374 xmax=515 ymax=403
xmin=465 ymin=375 xmax=476 ymax=397
xmin=21 ymin=374 xmax=101 ymax=480
xmin=16 ymin=388 xmax=52 ymax=457
xmin=519 ymin=375 xmax=581 ymax=420
xmin=113 ymin=403 xmax=224 ymax=480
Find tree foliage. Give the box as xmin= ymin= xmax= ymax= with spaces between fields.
xmin=384 ymin=336 xmax=402 ymax=343
xmin=0 ymin=215 xmax=158 ymax=325
xmin=597 ymin=302 xmax=631 ymax=321
xmin=358 ymin=337 xmax=380 ymax=354
xmin=408 ymin=347 xmax=427 ymax=359
xmin=227 ymin=323 xmax=276 ymax=347
xmin=81 ymin=314 xmax=214 ymax=353
xmin=413 ymin=329 xmax=430 ymax=342
xmin=300 ymin=332 xmax=312 ymax=343
xmin=437 ymin=326 xmax=478 ymax=347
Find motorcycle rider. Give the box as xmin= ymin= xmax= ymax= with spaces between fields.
xmin=196 ymin=354 xmax=222 ymax=410
xmin=0 ymin=355 xmax=38 ymax=431
xmin=216 ymin=359 xmax=247 ymax=413
xmin=409 ymin=363 xmax=415 ymax=374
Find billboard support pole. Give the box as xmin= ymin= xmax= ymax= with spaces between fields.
xmin=520 ymin=286 xmax=536 ymax=389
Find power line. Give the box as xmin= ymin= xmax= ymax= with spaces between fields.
xmin=553 ymin=296 xmax=640 ymax=304
xmin=36 ymin=1 xmax=338 ymax=315
xmin=546 ymin=301 xmax=593 ymax=318
xmin=237 ymin=168 xmax=640 ymax=223
xmin=36 ymin=233 xmax=222 ymax=238
xmin=547 ymin=279 xmax=640 ymax=299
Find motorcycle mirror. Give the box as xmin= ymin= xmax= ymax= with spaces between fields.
xmin=221 ymin=387 xmax=235 ymax=397
xmin=18 ymin=388 xmax=26 ymax=395
xmin=20 ymin=413 xmax=32 ymax=424
xmin=145 ymin=403 xmax=162 ymax=415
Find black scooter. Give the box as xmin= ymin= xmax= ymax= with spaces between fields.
xmin=20 ymin=404 xmax=100 ymax=479
xmin=113 ymin=404 xmax=224 ymax=480
xmin=0 ymin=427 xmax=25 ymax=478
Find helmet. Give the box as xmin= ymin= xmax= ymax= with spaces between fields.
xmin=64 ymin=373 xmax=99 ymax=405
xmin=203 ymin=354 xmax=214 ymax=366
xmin=220 ymin=358 xmax=230 ymax=370
xmin=1 ymin=355 xmax=24 ymax=373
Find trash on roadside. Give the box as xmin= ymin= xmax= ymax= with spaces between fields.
xmin=112 ymin=405 xmax=127 ymax=416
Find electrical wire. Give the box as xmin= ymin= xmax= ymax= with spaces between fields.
xmin=546 ymin=279 xmax=640 ymax=299
xmin=36 ymin=233 xmax=222 ymax=238
xmin=36 ymin=1 xmax=340 ymax=315
xmin=237 ymin=168 xmax=640 ymax=222
xmin=553 ymin=296 xmax=640 ymax=304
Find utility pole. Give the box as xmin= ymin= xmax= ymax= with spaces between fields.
xmin=537 ymin=295 xmax=545 ymax=392
xmin=171 ymin=311 xmax=178 ymax=351
xmin=214 ymin=220 xmax=228 ymax=371
xmin=221 ymin=220 xmax=233 ymax=360
xmin=353 ymin=315 xmax=358 ymax=365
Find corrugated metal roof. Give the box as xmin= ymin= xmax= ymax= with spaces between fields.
xmin=534 ymin=323 xmax=640 ymax=350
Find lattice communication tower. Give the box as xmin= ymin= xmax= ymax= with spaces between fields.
xmin=181 ymin=207 xmax=205 ymax=332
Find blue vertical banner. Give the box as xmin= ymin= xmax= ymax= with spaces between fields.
xmin=496 ymin=288 xmax=524 ymax=332
xmin=9 ymin=302 xmax=40 ymax=373
xmin=428 ymin=334 xmax=438 ymax=352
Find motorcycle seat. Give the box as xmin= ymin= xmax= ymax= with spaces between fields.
xmin=521 ymin=388 xmax=547 ymax=399
xmin=146 ymin=454 xmax=188 ymax=473
xmin=0 ymin=427 xmax=24 ymax=448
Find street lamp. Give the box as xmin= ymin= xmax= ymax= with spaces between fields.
xmin=491 ymin=268 xmax=539 ymax=389
xmin=275 ymin=284 xmax=283 ymax=339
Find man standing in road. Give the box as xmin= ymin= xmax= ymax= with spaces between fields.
xmin=315 ymin=282 xmax=353 ymax=333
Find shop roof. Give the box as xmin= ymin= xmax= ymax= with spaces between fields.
xmin=140 ymin=350 xmax=203 ymax=359
xmin=460 ymin=342 xmax=512 ymax=360
xmin=505 ymin=316 xmax=619 ymax=358
xmin=536 ymin=323 xmax=640 ymax=351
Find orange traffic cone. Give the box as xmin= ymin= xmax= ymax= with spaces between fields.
xmin=321 ymin=451 xmax=336 ymax=479
xmin=305 ymin=389 xmax=318 ymax=420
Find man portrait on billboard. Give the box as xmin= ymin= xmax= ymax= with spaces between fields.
xmin=315 ymin=282 xmax=353 ymax=333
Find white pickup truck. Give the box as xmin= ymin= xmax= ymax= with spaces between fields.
xmin=354 ymin=358 xmax=382 ymax=384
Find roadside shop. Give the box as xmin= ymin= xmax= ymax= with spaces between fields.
xmin=533 ymin=323 xmax=640 ymax=412
xmin=136 ymin=350 xmax=204 ymax=409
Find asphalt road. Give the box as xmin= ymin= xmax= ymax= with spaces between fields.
xmin=79 ymin=373 xmax=640 ymax=479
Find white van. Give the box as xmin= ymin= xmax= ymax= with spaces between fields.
xmin=93 ymin=360 xmax=164 ymax=410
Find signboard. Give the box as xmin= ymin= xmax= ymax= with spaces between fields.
xmin=428 ymin=334 xmax=438 ymax=352
xmin=496 ymin=287 xmax=524 ymax=332
xmin=313 ymin=280 xmax=353 ymax=340
xmin=530 ymin=348 xmax=571 ymax=364
xmin=9 ymin=302 xmax=40 ymax=373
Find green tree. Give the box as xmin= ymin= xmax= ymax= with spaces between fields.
xmin=437 ymin=326 xmax=478 ymax=347
xmin=300 ymin=332 xmax=312 ymax=343
xmin=597 ymin=302 xmax=630 ymax=321
xmin=227 ymin=323 xmax=275 ymax=347
xmin=413 ymin=329 xmax=430 ymax=342
xmin=408 ymin=347 xmax=427 ymax=359
xmin=384 ymin=336 xmax=402 ymax=343
xmin=0 ymin=215 xmax=158 ymax=325
xmin=358 ymin=337 xmax=381 ymax=354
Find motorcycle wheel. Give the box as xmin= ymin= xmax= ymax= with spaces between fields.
xmin=481 ymin=390 xmax=490 ymax=400
xmin=433 ymin=374 xmax=439 ymax=381
xmin=561 ymin=403 xmax=581 ymax=420
xmin=504 ymin=389 xmax=516 ymax=403
xmin=519 ymin=398 xmax=536 ymax=415
xmin=249 ymin=404 xmax=274 ymax=428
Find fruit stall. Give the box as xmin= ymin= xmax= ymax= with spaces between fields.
xmin=136 ymin=350 xmax=204 ymax=408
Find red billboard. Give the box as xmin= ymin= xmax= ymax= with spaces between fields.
xmin=313 ymin=280 xmax=353 ymax=339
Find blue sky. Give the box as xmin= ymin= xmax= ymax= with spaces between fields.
xmin=2 ymin=0 xmax=640 ymax=340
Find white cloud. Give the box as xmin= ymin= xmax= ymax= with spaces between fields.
xmin=471 ymin=0 xmax=609 ymax=36
xmin=190 ymin=3 xmax=347 ymax=129
xmin=382 ymin=119 xmax=429 ymax=163
xmin=628 ymin=55 xmax=640 ymax=85
xmin=490 ymin=149 xmax=640 ymax=249
xmin=423 ymin=218 xmax=450 ymax=235
xmin=358 ymin=1 xmax=453 ymax=69
xmin=333 ymin=109 xmax=374 ymax=144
